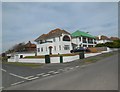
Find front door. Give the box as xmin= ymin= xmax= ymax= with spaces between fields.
xmin=49 ymin=46 xmax=52 ymax=55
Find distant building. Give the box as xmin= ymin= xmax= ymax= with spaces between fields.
xmin=7 ymin=41 xmax=36 ymax=59
xmin=110 ymin=37 xmax=120 ymax=41
xmin=96 ymin=35 xmax=112 ymax=44
xmin=24 ymin=41 xmax=36 ymax=52
xmin=96 ymin=35 xmax=120 ymax=44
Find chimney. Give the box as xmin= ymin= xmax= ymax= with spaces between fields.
xmin=98 ymin=35 xmax=101 ymax=40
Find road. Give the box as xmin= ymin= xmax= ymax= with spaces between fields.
xmin=4 ymin=52 xmax=118 ymax=90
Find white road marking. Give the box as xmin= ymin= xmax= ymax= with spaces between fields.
xmin=11 ymin=81 xmax=24 ymax=86
xmin=69 ymin=67 xmax=74 ymax=70
xmin=27 ymin=77 xmax=39 ymax=80
xmin=64 ymin=67 xmax=70 ymax=71
xmin=48 ymin=71 xmax=55 ymax=73
xmin=1 ymin=69 xmax=6 ymax=72
xmin=42 ymin=74 xmax=50 ymax=77
xmin=0 ymin=87 xmax=4 ymax=90
xmin=58 ymin=69 xmax=64 ymax=71
xmin=37 ymin=73 xmax=45 ymax=76
xmin=75 ymin=66 xmax=79 ymax=68
xmin=25 ymin=76 xmax=34 ymax=79
xmin=9 ymin=73 xmax=29 ymax=80
xmin=52 ymin=71 xmax=59 ymax=74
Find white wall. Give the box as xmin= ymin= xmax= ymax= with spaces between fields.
xmin=8 ymin=55 xmax=80 ymax=63
xmin=18 ymin=58 xmax=45 ymax=63
xmin=50 ymin=57 xmax=60 ymax=63
xmin=63 ymin=55 xmax=79 ymax=63
xmin=8 ymin=48 xmax=114 ymax=63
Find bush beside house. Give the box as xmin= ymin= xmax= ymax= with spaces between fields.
xmin=95 ymin=40 xmax=120 ymax=48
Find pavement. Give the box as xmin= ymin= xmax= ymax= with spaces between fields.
xmin=1 ymin=51 xmax=118 ymax=90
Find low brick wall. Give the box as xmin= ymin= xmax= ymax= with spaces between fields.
xmin=88 ymin=47 xmax=107 ymax=53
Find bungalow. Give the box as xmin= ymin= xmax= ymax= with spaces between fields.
xmin=35 ymin=28 xmax=72 ymax=55
xmin=71 ymin=30 xmax=96 ymax=49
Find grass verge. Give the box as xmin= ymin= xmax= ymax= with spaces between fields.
xmin=2 ymin=62 xmax=44 ymax=68
xmin=83 ymin=52 xmax=115 ymax=64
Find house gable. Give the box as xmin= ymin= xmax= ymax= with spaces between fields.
xmin=35 ymin=28 xmax=70 ymax=42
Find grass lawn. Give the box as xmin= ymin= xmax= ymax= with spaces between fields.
xmin=24 ymin=53 xmax=79 ymax=58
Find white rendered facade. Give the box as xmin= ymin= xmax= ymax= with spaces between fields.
xmin=71 ymin=36 xmax=96 ymax=48
xmin=36 ymin=33 xmax=72 ymax=55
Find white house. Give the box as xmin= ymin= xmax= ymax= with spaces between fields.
xmin=96 ymin=35 xmax=112 ymax=44
xmin=71 ymin=30 xmax=96 ymax=49
xmin=35 ymin=28 xmax=73 ymax=55
xmin=35 ymin=29 xmax=97 ymax=55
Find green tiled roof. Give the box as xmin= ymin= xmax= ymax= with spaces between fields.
xmin=71 ymin=30 xmax=96 ymax=38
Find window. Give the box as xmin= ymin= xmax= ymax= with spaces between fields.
xmin=59 ymin=45 xmax=61 ymax=50
xmin=37 ymin=48 xmax=40 ymax=52
xmin=41 ymin=47 xmax=43 ymax=52
xmin=64 ymin=45 xmax=70 ymax=50
xmin=63 ymin=35 xmax=70 ymax=41
xmin=46 ymin=47 xmax=47 ymax=51
xmin=59 ymin=37 xmax=61 ymax=41
xmin=53 ymin=37 xmax=55 ymax=42
xmin=83 ymin=45 xmax=87 ymax=47
xmin=20 ymin=55 xmax=23 ymax=58
xmin=54 ymin=46 xmax=56 ymax=51
xmin=83 ymin=37 xmax=87 ymax=43
xmin=79 ymin=37 xmax=81 ymax=41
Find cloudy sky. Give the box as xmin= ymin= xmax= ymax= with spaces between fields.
xmin=2 ymin=2 xmax=118 ymax=52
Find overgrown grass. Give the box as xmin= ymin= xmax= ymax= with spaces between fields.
xmin=3 ymin=62 xmax=44 ymax=68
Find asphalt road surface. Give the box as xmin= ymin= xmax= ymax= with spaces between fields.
xmin=4 ymin=52 xmax=118 ymax=90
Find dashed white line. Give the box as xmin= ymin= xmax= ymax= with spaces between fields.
xmin=28 ymin=77 xmax=39 ymax=80
xmin=42 ymin=74 xmax=50 ymax=77
xmin=37 ymin=73 xmax=45 ymax=76
xmin=52 ymin=72 xmax=59 ymax=74
xmin=48 ymin=71 xmax=55 ymax=73
xmin=25 ymin=76 xmax=34 ymax=79
xmin=11 ymin=81 xmax=24 ymax=86
xmin=9 ymin=73 xmax=29 ymax=80
xmin=69 ymin=67 xmax=74 ymax=70
xmin=58 ymin=69 xmax=64 ymax=71
xmin=1 ymin=69 xmax=6 ymax=72
xmin=75 ymin=66 xmax=79 ymax=68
